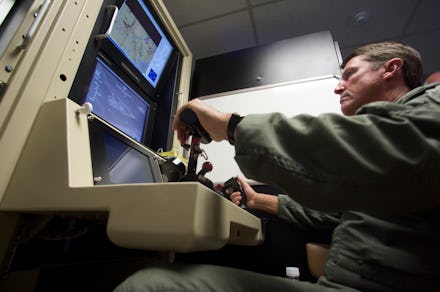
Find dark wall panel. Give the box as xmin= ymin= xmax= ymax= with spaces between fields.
xmin=190 ymin=31 xmax=341 ymax=98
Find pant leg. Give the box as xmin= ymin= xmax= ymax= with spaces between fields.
xmin=113 ymin=263 xmax=345 ymax=292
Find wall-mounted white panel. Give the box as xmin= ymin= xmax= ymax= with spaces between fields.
xmin=0 ymin=0 xmax=16 ymax=26
xmin=199 ymin=75 xmax=341 ymax=184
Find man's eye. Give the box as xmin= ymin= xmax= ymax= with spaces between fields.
xmin=344 ymin=71 xmax=353 ymax=80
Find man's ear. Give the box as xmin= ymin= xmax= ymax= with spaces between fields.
xmin=382 ymin=58 xmax=404 ymax=80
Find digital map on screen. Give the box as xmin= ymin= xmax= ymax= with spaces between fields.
xmin=111 ymin=2 xmax=158 ymax=75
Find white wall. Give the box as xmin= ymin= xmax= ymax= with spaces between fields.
xmin=198 ymin=75 xmax=341 ymax=184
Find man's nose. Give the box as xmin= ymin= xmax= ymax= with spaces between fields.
xmin=334 ymin=81 xmax=345 ymax=95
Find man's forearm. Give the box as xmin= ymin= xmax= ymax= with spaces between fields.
xmin=253 ymin=193 xmax=279 ymax=215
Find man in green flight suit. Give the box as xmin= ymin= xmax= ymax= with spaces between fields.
xmin=115 ymin=42 xmax=440 ymax=291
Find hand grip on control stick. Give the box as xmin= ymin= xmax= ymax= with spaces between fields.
xmin=179 ymin=108 xmax=212 ymax=144
xmin=221 ymin=177 xmax=247 ymax=208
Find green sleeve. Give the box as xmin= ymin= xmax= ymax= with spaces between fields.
xmin=234 ymin=90 xmax=440 ymax=214
xmin=277 ymin=194 xmax=340 ymax=231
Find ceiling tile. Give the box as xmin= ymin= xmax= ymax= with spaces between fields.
xmin=253 ymin=0 xmax=417 ymax=48
xmin=401 ymin=29 xmax=440 ymax=76
xmin=340 ymin=29 xmax=440 ymax=78
xmin=249 ymin=0 xmax=275 ymax=5
xmin=179 ymin=11 xmax=256 ymax=60
xmin=338 ymin=45 xmax=357 ymax=60
xmin=162 ymin=0 xmax=247 ymax=26
xmin=405 ymin=0 xmax=440 ymax=34
xmin=162 ymin=0 xmax=438 ymax=78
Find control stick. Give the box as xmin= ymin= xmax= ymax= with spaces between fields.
xmin=221 ymin=177 xmax=247 ymax=208
xmin=179 ymin=108 xmax=213 ymax=188
xmin=179 ymin=108 xmax=212 ymax=144
xmin=178 ymin=108 xmax=247 ymax=209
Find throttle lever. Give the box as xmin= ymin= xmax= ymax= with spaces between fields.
xmin=179 ymin=108 xmax=212 ymax=144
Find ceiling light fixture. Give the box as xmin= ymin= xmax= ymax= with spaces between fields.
xmin=352 ymin=10 xmax=370 ymax=26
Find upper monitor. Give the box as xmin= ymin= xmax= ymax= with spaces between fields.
xmin=109 ymin=0 xmax=173 ymax=88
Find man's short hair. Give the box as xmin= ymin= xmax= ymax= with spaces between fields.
xmin=341 ymin=42 xmax=423 ymax=89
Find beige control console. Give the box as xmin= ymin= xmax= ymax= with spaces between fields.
xmin=0 ymin=0 xmax=262 ymax=253
xmin=0 ymin=98 xmax=263 ymax=252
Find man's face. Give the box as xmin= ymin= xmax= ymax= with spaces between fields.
xmin=334 ymin=56 xmax=386 ymax=116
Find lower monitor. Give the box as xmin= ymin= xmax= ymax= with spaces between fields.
xmin=88 ymin=118 xmax=163 ymax=184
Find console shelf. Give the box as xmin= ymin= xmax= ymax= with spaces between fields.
xmin=1 ymin=98 xmax=263 ymax=252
